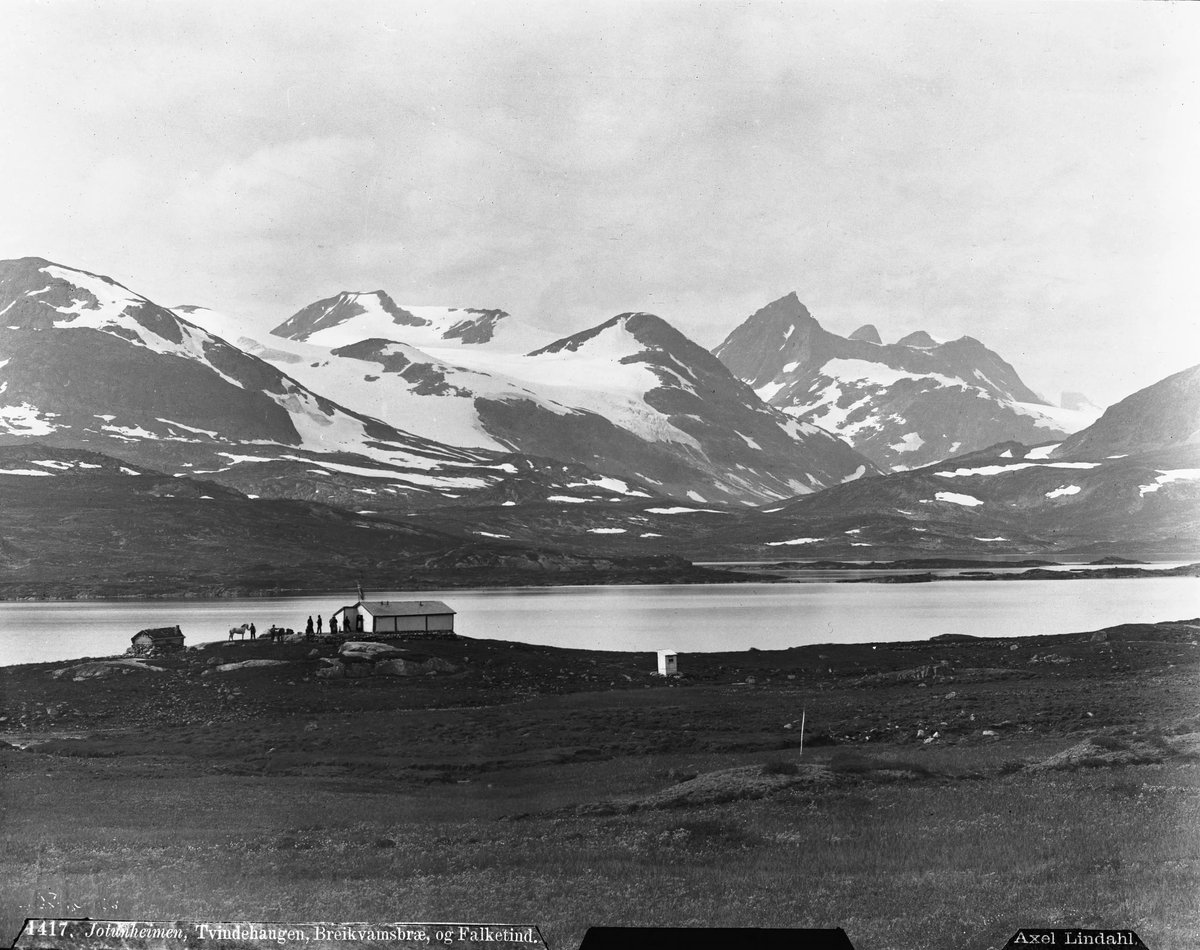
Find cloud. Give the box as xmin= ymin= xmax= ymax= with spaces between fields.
xmin=1 ymin=1 xmax=1196 ymax=404
xmin=168 ymin=136 xmax=383 ymax=238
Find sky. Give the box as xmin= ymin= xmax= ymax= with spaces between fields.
xmin=1 ymin=0 xmax=1197 ymax=407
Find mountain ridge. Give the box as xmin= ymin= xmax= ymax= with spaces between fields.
xmin=242 ymin=294 xmax=884 ymax=504
xmin=712 ymin=292 xmax=1096 ymax=470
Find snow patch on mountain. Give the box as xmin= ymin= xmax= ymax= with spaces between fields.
xmin=935 ymin=461 xmax=1101 ymax=478
xmin=820 ymin=358 xmax=966 ymax=391
xmin=1008 ymin=400 xmax=1099 ymax=432
xmin=1138 ymin=469 xmax=1200 ymax=495
xmin=0 ymin=403 xmax=61 ymax=435
xmin=890 ymin=432 xmax=924 ymax=454
xmin=931 ymin=492 xmax=983 ymax=507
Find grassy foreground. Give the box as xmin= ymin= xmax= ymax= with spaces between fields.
xmin=2 ymin=621 xmax=1199 ymax=950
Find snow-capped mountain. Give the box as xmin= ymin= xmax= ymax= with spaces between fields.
xmin=713 ymin=293 xmax=1099 ymax=471
xmin=712 ymin=364 xmax=1200 ymax=558
xmin=501 ymin=311 xmax=878 ymax=503
xmin=1053 ymin=363 xmax=1200 ymax=459
xmin=271 ymin=289 xmax=553 ymax=353
xmin=194 ymin=293 xmax=881 ymax=505
xmin=0 ymin=258 xmax=661 ymax=508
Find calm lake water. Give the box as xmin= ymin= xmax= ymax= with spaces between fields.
xmin=1 ymin=573 xmax=1196 ymax=665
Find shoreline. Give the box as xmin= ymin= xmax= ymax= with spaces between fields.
xmin=836 ymin=563 xmax=1200 ymax=584
xmin=2 ymin=558 xmax=1196 ymax=602
xmin=5 ymin=613 xmax=1199 ymax=674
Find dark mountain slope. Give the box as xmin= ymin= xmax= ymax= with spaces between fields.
xmin=1054 ymin=363 xmax=1200 ymax=458
xmin=0 ymin=444 xmax=729 ymax=598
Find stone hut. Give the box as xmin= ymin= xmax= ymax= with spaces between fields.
xmin=129 ymin=625 xmax=185 ymax=656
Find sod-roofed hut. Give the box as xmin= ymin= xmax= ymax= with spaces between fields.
xmin=130 ymin=625 xmax=185 ymax=656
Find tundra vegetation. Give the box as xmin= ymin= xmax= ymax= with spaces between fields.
xmin=1 ymin=621 xmax=1198 ymax=950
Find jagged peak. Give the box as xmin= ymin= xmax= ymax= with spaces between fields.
xmin=849 ymin=324 xmax=882 ymax=344
xmin=754 ymin=291 xmax=816 ymax=325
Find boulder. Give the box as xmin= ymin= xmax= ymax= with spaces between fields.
xmin=315 ymin=661 xmax=345 ymax=679
xmin=213 ymin=659 xmax=292 ymax=674
xmin=52 ymin=660 xmax=165 ymax=681
xmin=338 ymin=641 xmax=407 ymax=662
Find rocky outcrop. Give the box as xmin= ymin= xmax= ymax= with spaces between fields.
xmin=855 ymin=661 xmax=951 ymax=686
xmin=317 ymin=649 xmax=460 ymax=679
xmin=51 ymin=659 xmax=165 ymax=681
xmin=209 ymin=659 xmax=292 ymax=674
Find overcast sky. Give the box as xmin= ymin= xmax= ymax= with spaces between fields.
xmin=2 ymin=0 xmax=1197 ymax=406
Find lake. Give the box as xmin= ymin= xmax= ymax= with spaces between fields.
xmin=1 ymin=573 xmax=1196 ymax=665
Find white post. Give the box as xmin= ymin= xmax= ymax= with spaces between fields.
xmin=799 ymin=707 xmax=806 ymax=758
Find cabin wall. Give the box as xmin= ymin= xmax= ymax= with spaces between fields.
xmin=340 ymin=607 xmax=456 ymax=636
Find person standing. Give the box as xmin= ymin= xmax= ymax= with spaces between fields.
xmin=249 ymin=622 xmax=256 ymax=640
xmin=316 ymin=615 xmax=323 ymax=635
xmin=306 ymin=616 xmax=314 ymax=640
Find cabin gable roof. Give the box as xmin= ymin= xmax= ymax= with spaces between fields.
xmin=341 ymin=600 xmax=456 ymax=618
xmin=131 ymin=626 xmax=183 ymax=643
xmin=362 ymin=600 xmax=455 ymax=617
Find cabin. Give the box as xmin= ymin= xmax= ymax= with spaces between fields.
xmin=331 ymin=600 xmax=456 ymax=638
xmin=657 ymin=649 xmax=678 ymax=676
xmin=130 ymin=625 xmax=185 ymax=656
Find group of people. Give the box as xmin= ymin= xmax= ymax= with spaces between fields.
xmin=303 ymin=614 xmax=343 ymax=638
xmin=228 ymin=614 xmax=347 ymax=643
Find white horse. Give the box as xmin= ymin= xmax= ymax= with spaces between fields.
xmin=228 ymin=624 xmax=250 ymax=641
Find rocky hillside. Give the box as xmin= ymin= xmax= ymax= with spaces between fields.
xmin=713 ymin=293 xmax=1097 ymax=470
